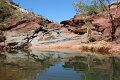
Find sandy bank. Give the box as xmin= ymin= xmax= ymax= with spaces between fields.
xmin=30 ymin=41 xmax=120 ymax=55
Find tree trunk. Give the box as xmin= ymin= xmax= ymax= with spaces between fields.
xmin=98 ymin=0 xmax=117 ymax=41
xmin=109 ymin=14 xmax=116 ymax=41
xmin=111 ymin=23 xmax=116 ymax=41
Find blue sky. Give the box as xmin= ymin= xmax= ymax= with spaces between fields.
xmin=13 ymin=0 xmax=80 ymax=23
xmin=13 ymin=0 xmax=114 ymax=23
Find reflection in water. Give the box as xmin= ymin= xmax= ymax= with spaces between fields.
xmin=0 ymin=50 xmax=120 ymax=80
xmin=36 ymin=62 xmax=81 ymax=80
xmin=0 ymin=50 xmax=61 ymax=80
xmin=36 ymin=55 xmax=120 ymax=80
xmin=111 ymin=57 xmax=120 ymax=80
xmin=63 ymin=56 xmax=120 ymax=80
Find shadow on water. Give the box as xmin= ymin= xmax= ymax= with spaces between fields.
xmin=0 ymin=50 xmax=120 ymax=80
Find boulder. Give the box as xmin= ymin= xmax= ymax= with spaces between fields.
xmin=60 ymin=20 xmax=73 ymax=26
xmin=7 ymin=42 xmax=18 ymax=47
xmin=0 ymin=35 xmax=6 ymax=43
xmin=73 ymin=29 xmax=86 ymax=35
xmin=60 ymin=19 xmax=85 ymax=27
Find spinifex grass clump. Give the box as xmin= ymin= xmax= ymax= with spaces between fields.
xmin=0 ymin=0 xmax=14 ymax=22
xmin=80 ymin=41 xmax=111 ymax=54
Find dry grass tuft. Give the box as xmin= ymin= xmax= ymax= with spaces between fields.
xmin=80 ymin=41 xmax=112 ymax=54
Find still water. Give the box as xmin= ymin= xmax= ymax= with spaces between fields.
xmin=0 ymin=50 xmax=120 ymax=80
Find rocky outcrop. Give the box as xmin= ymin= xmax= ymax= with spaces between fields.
xmin=60 ymin=18 xmax=85 ymax=27
xmin=0 ymin=36 xmax=6 ymax=43
xmin=60 ymin=10 xmax=120 ymax=41
xmin=0 ymin=31 xmax=6 ymax=43
xmin=6 ymin=20 xmax=30 ymax=30
xmin=0 ymin=0 xmax=63 ymax=51
xmin=1 ymin=0 xmax=120 ymax=52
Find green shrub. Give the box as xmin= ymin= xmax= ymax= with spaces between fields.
xmin=73 ymin=1 xmax=103 ymax=15
xmin=0 ymin=0 xmax=14 ymax=22
xmin=40 ymin=19 xmax=50 ymax=26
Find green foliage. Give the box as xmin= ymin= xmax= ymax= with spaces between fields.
xmin=73 ymin=0 xmax=103 ymax=15
xmin=40 ymin=19 xmax=49 ymax=26
xmin=0 ymin=0 xmax=14 ymax=22
xmin=85 ymin=21 xmax=93 ymax=28
xmin=14 ymin=9 xmax=29 ymax=20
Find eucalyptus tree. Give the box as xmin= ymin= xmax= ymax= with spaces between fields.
xmin=93 ymin=0 xmax=119 ymax=41
xmin=73 ymin=0 xmax=119 ymax=41
xmin=73 ymin=0 xmax=103 ymax=15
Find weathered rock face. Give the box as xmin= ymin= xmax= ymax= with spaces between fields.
xmin=0 ymin=36 xmax=6 ymax=43
xmin=0 ymin=31 xmax=6 ymax=43
xmin=1 ymin=0 xmax=120 ymax=51
xmin=60 ymin=20 xmax=73 ymax=26
xmin=47 ymin=22 xmax=61 ymax=28
xmin=60 ymin=18 xmax=85 ymax=27
xmin=0 ymin=0 xmax=63 ymax=50
xmin=60 ymin=11 xmax=120 ymax=41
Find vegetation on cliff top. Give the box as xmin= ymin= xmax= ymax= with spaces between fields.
xmin=73 ymin=0 xmax=103 ymax=15
xmin=73 ymin=0 xmax=120 ymax=41
xmin=0 ymin=0 xmax=14 ymax=22
xmin=0 ymin=0 xmax=51 ymax=31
